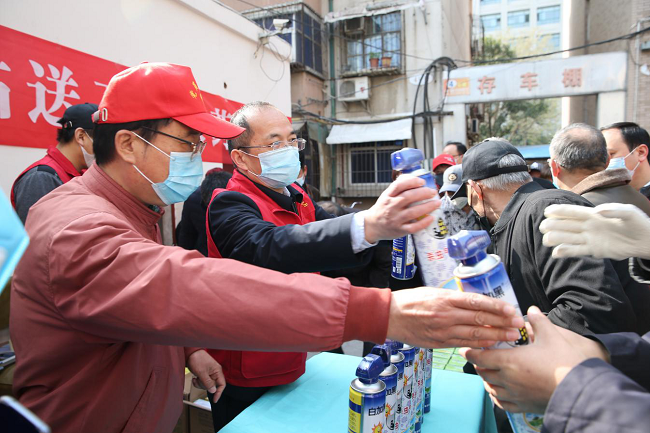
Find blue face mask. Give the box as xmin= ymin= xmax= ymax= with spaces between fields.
xmin=607 ymin=149 xmax=639 ymax=176
xmin=244 ymin=146 xmax=301 ymax=189
xmin=132 ymin=133 xmax=203 ymax=206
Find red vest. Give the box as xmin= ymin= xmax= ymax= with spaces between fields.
xmin=206 ymin=170 xmax=316 ymax=387
xmin=11 ymin=147 xmax=82 ymax=208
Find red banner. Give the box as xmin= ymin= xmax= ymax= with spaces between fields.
xmin=0 ymin=25 xmax=243 ymax=164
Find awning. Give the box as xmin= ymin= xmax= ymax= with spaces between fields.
xmin=326 ymin=118 xmax=412 ymax=144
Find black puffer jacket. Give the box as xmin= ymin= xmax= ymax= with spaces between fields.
xmin=489 ymin=181 xmax=636 ymax=335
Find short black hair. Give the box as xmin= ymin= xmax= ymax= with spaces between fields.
xmin=56 ymin=125 xmax=76 ymax=144
xmin=200 ymin=170 xmax=232 ymax=206
xmin=93 ymin=118 xmax=172 ymax=166
xmin=299 ymin=150 xmax=306 ymax=168
xmin=601 ymin=122 xmax=650 ymax=152
xmin=445 ymin=141 xmax=467 ymax=155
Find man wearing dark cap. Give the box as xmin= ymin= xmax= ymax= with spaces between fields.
xmin=10 ymin=63 xmax=523 ymax=433
xmin=11 ymin=102 xmax=97 ymax=223
xmin=461 ymin=138 xmax=636 ymax=337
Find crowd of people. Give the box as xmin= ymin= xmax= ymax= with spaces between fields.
xmin=7 ymin=60 xmax=650 ymax=433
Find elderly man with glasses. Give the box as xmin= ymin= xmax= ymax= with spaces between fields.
xmin=205 ymin=101 xmax=426 ymax=429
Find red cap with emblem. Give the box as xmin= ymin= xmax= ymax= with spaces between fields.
xmin=93 ymin=62 xmax=244 ymax=139
xmin=431 ymin=153 xmax=456 ymax=171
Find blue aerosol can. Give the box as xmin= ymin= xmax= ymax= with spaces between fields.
xmin=390 ymin=148 xmax=457 ymax=288
xmin=371 ymin=344 xmax=399 ymax=433
xmin=423 ymin=348 xmax=433 ymax=414
xmin=349 ymin=354 xmax=387 ymax=433
xmin=447 ymin=230 xmax=542 ymax=433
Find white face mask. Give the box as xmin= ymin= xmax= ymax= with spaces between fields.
xmin=296 ymin=175 xmax=306 ymax=186
xmin=80 ymin=134 xmax=95 ymax=168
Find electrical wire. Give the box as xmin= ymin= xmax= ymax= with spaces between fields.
xmin=293 ymin=105 xmax=452 ymax=125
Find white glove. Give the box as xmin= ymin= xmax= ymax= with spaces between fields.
xmin=539 ymin=203 xmax=650 ymax=261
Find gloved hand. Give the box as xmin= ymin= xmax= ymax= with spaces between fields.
xmin=539 ymin=203 xmax=650 ymax=260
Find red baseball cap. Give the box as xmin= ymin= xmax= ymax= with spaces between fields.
xmin=431 ymin=153 xmax=456 ymax=170
xmin=93 ymin=62 xmax=244 ymax=139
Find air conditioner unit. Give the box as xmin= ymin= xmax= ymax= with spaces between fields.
xmin=338 ymin=76 xmax=369 ymax=102
xmin=344 ymin=17 xmax=364 ymax=34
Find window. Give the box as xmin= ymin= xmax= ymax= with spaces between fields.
xmin=253 ymin=7 xmax=323 ymax=75
xmin=481 ymin=14 xmax=501 ymax=31
xmin=508 ymin=10 xmax=530 ymax=28
xmin=548 ymin=33 xmax=561 ymax=50
xmin=537 ymin=5 xmax=561 ymax=25
xmin=350 ymin=141 xmax=402 ymax=184
xmin=480 ymin=0 xmax=501 ymax=4
xmin=343 ymin=12 xmax=402 ymax=73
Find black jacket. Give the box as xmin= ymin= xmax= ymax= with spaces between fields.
xmin=544 ymin=331 xmax=650 ymax=433
xmin=489 ymin=181 xmax=636 ymax=335
xmin=176 ymin=188 xmax=209 ymax=256
xmin=208 ymin=179 xmax=373 ymax=274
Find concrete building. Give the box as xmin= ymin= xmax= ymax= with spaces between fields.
xmin=473 ymin=0 xmax=562 ymax=52
xmin=564 ymin=0 xmax=650 ymax=129
xmin=323 ymin=0 xmax=471 ymax=206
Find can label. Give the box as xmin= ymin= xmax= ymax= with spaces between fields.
xmin=399 ymin=349 xmax=415 ymax=432
xmin=349 ymin=386 xmax=387 ymax=433
xmin=383 ymin=371 xmax=398 ymax=432
xmin=455 ymin=261 xmax=529 ymax=349
xmin=392 ymin=235 xmax=416 ymax=280
xmin=506 ymin=412 xmax=544 ymax=433
xmin=424 ymin=349 xmax=432 ymax=413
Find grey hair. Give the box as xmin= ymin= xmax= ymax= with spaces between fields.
xmin=228 ymin=101 xmax=275 ymax=152
xmin=479 ymin=154 xmax=532 ymax=191
xmin=549 ymin=123 xmax=608 ymax=171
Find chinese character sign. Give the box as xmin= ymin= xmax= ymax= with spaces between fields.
xmin=0 ymin=25 xmax=242 ymax=164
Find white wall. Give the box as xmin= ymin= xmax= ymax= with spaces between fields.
xmin=0 ymin=0 xmax=291 ymax=196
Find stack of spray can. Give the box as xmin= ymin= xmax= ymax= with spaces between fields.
xmin=390 ymin=148 xmax=457 ymax=288
xmin=349 ymin=354 xmax=387 ymax=433
xmin=448 ymin=230 xmax=543 ymax=433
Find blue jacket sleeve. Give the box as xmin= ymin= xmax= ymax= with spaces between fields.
xmin=207 ymin=191 xmax=373 ymax=273
xmin=593 ymin=332 xmax=650 ymax=391
xmin=543 ymin=358 xmax=650 ymax=433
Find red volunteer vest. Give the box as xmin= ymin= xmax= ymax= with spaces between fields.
xmin=205 ymin=170 xmax=317 ymax=387
xmin=11 ymin=147 xmax=82 ymax=208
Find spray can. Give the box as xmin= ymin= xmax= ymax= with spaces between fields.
xmin=424 ymin=349 xmax=433 ymax=414
xmin=397 ymin=344 xmax=415 ymax=433
xmin=386 ymin=340 xmax=405 ymax=433
xmin=415 ymin=348 xmax=425 ymax=426
xmin=390 ymin=148 xmax=457 ymax=288
xmin=371 ymin=344 xmax=398 ymax=433
xmin=391 ymin=234 xmax=417 ymax=280
xmin=447 ymin=230 xmax=542 ymax=433
xmin=349 ymin=354 xmax=387 ymax=433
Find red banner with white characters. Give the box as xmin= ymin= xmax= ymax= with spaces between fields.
xmin=0 ymin=25 xmax=242 ymax=164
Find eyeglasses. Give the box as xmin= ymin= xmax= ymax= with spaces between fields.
xmin=140 ymin=126 xmax=206 ymax=161
xmin=239 ymin=138 xmax=306 ymax=152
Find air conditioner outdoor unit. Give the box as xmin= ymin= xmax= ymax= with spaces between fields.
xmin=338 ymin=76 xmax=369 ymax=102
xmin=344 ymin=17 xmax=364 ymax=34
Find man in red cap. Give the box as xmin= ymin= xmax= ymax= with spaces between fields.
xmin=11 ymin=103 xmax=98 ymax=223
xmin=10 ymin=62 xmax=523 ymax=433
xmin=431 ymin=153 xmax=456 ymax=189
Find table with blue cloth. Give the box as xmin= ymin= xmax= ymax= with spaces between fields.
xmin=221 ymin=352 xmax=497 ymax=433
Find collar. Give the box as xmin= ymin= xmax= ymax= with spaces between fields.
xmin=571 ymin=168 xmax=630 ymax=196
xmin=491 ymin=181 xmax=541 ymax=235
xmin=235 ymin=169 xmax=304 ymax=213
xmin=82 ymin=164 xmax=163 ymax=227
xmin=47 ymin=147 xmax=82 ymax=177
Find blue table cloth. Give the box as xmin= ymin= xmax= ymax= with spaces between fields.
xmin=221 ymin=352 xmax=497 ymax=433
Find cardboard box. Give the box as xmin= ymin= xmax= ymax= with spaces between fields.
xmin=185 ymin=398 xmax=213 ymax=433
xmin=183 ymin=370 xmax=207 ymax=402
